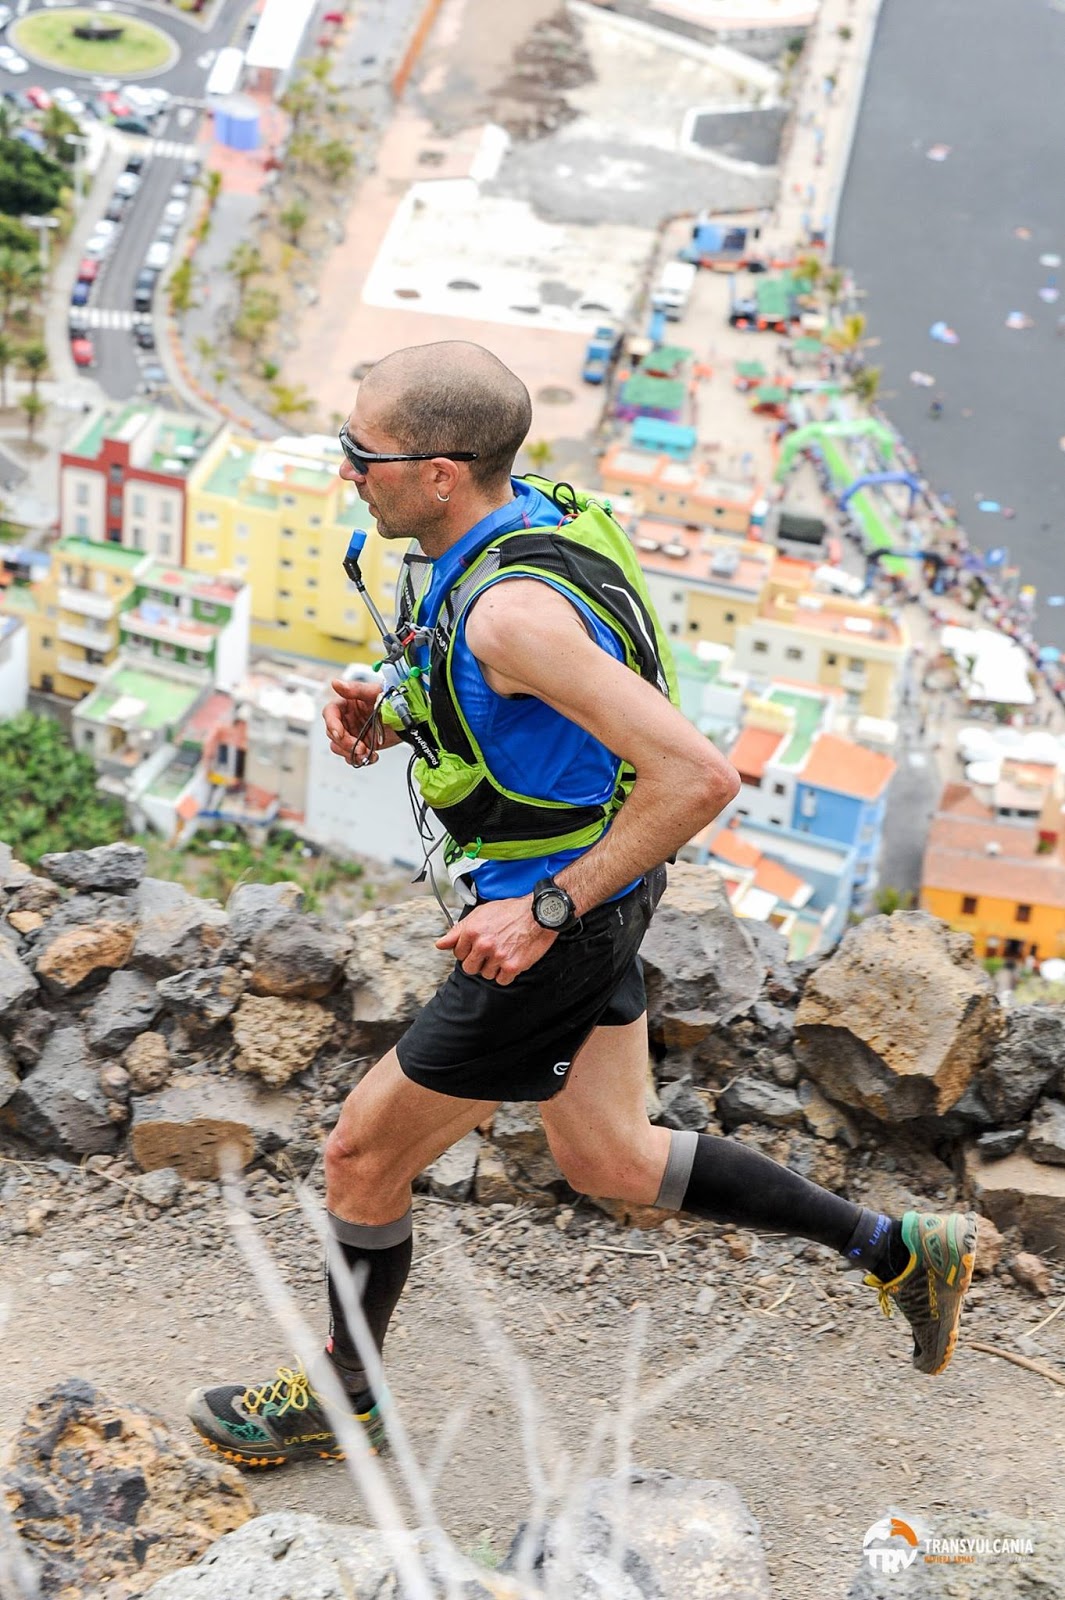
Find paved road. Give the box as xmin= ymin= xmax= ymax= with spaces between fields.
xmin=835 ymin=0 xmax=1065 ymax=647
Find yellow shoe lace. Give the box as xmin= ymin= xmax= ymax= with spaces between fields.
xmin=242 ymin=1365 xmax=313 ymax=1418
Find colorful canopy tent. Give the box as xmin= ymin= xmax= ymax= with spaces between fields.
xmin=642 ymin=344 xmax=692 ymax=377
xmin=735 ymin=359 xmax=767 ymax=379
xmin=755 ymin=275 xmax=799 ymax=326
xmin=631 ymin=417 xmax=697 ymax=459
xmin=616 ymin=373 xmax=686 ymax=422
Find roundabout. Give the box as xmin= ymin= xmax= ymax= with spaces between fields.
xmin=10 ymin=8 xmax=178 ymax=78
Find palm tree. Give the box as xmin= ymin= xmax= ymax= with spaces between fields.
xmin=278 ymin=200 xmax=309 ymax=246
xmin=226 ymin=241 xmax=265 ymax=291
xmin=524 ymin=439 xmax=554 ymax=471
xmin=200 ymin=170 xmax=223 ymax=210
xmin=0 ymin=332 xmax=15 ymax=409
xmin=849 ymin=364 xmax=882 ymax=405
xmin=0 ymin=248 xmax=40 ymax=330
xmin=233 ymin=287 xmax=280 ymax=344
xmin=316 ymin=138 xmax=355 ymax=184
xmin=168 ymin=259 xmax=196 ymax=315
xmin=193 ymin=333 xmax=214 ymax=372
xmin=39 ymin=104 xmax=79 ymax=161
xmin=286 ymin=130 xmax=320 ymax=172
xmin=279 ymin=75 xmax=316 ymax=132
xmin=269 ymin=382 xmax=314 ymax=423
xmin=821 ymin=267 xmax=846 ymax=309
xmin=795 ymin=253 xmax=822 ymax=289
xmin=19 ymin=391 xmax=45 ymax=443
xmin=18 ymin=341 xmax=47 ymax=398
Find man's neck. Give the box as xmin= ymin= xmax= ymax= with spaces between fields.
xmin=422 ymin=483 xmax=519 ymax=559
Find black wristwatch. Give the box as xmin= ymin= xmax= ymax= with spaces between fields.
xmin=531 ymin=876 xmax=578 ymax=932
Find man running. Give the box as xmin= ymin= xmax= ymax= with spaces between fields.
xmin=188 ymin=341 xmax=978 ymax=1468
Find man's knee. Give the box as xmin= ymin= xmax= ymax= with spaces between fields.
xmin=549 ymin=1138 xmax=639 ymax=1202
xmin=324 ymin=1120 xmax=393 ymax=1200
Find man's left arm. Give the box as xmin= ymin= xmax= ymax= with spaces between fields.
xmin=435 ymin=581 xmax=739 ymax=982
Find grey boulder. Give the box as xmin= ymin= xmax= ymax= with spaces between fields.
xmin=0 ymin=935 xmax=37 ymax=1017
xmin=38 ymin=842 xmax=146 ymax=894
xmin=86 ymin=967 xmax=163 ymax=1054
xmin=7 ymin=1026 xmax=119 ymax=1157
xmin=1027 ymin=1098 xmax=1065 ymax=1166
xmin=977 ymin=1006 xmax=1065 ymax=1123
xmin=640 ymin=863 xmax=767 ymax=1048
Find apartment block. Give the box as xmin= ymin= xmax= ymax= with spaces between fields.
xmin=47 ymin=538 xmax=151 ymax=699
xmin=184 ymin=429 xmax=396 ymax=667
xmin=0 ymin=614 xmax=28 ymax=718
xmin=60 ymin=404 xmax=220 ymax=563
xmin=600 ymin=444 xmax=760 ymax=534
xmin=733 ymin=589 xmax=909 ymax=719
xmin=634 ymin=521 xmax=776 ymax=649
xmin=118 ymin=565 xmax=250 ymax=692
xmin=0 ymin=545 xmax=52 ymax=692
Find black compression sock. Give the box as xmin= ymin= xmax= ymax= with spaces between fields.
xmin=679 ymin=1131 xmax=867 ymax=1252
xmin=326 ymin=1208 xmax=413 ymax=1402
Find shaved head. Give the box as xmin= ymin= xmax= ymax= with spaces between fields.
xmin=360 ymin=341 xmax=532 ymax=491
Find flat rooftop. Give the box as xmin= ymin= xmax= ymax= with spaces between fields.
xmin=78 ymin=665 xmax=202 ymax=732
xmin=634 ymin=519 xmax=773 ymax=593
xmin=758 ymin=592 xmax=906 ymax=648
xmin=141 ymin=564 xmax=243 ymax=605
xmin=55 ymin=537 xmax=146 ymax=574
xmin=767 ymin=686 xmax=827 ymax=767
xmin=64 ymin=404 xmax=214 ymax=477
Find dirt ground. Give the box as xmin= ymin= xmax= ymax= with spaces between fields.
xmin=3 ymin=1154 xmax=1064 ymax=1599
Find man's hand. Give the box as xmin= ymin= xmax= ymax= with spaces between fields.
xmin=323 ymin=678 xmax=403 ymax=765
xmin=436 ymin=896 xmax=556 ymax=985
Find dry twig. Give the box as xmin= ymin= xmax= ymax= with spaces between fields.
xmin=971 ymin=1340 xmax=1065 ymax=1389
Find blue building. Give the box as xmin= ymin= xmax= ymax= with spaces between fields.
xmin=791 ymin=732 xmax=896 ymax=897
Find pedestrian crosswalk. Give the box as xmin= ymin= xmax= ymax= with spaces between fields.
xmin=77 ymin=308 xmax=142 ymax=331
xmin=109 ymin=131 xmax=202 ymax=163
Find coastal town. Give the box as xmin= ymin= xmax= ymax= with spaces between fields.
xmin=1 ymin=0 xmax=1063 ymax=977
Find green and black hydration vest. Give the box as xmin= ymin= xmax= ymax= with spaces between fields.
xmin=379 ymin=477 xmax=681 ymax=862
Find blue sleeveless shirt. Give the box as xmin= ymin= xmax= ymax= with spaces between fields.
xmin=413 ymin=480 xmax=638 ymax=902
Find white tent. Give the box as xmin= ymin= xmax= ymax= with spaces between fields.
xmin=940 ymin=625 xmax=1035 ymax=707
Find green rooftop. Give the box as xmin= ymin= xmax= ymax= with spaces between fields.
xmin=55 ymin=537 xmax=146 ymax=573
xmin=0 ymin=583 xmax=39 ymax=614
xmin=65 ymin=402 xmax=141 ymax=461
xmin=619 ymin=373 xmax=686 ymax=411
xmin=149 ymin=419 xmax=210 ymax=475
xmin=768 ymin=687 xmax=825 ymax=767
xmin=201 ymin=444 xmax=255 ymax=500
xmin=78 ymin=665 xmax=201 ymax=731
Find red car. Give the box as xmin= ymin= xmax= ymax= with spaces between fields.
xmin=71 ymin=337 xmax=95 ymax=368
xmin=26 ymin=86 xmax=53 ymax=111
xmin=76 ymin=258 xmax=99 ymax=283
xmin=101 ymin=90 xmax=131 ymax=118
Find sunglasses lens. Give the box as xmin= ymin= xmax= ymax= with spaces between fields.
xmin=340 ymin=433 xmax=368 ymax=472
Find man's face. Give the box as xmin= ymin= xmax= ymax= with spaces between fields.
xmin=338 ymin=394 xmax=442 ymax=543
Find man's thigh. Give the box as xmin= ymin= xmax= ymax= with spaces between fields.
xmin=330 ymin=1046 xmax=499 ymax=1189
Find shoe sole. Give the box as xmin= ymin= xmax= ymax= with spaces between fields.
xmin=192 ymin=1428 xmax=351 ymax=1469
xmin=921 ymin=1213 xmax=978 ymax=1376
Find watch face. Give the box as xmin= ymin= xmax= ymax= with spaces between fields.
xmin=537 ymin=888 xmax=570 ymax=928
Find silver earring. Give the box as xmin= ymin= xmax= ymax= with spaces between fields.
xmin=437 ymin=491 xmax=450 ymax=503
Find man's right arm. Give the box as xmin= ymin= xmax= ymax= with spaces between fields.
xmin=323 ymin=678 xmax=404 ymax=766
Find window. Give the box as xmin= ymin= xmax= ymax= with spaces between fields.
xmin=282 ymin=495 xmax=296 ymax=507
xmin=196 ymin=510 xmax=218 ymax=528
xmin=688 ymin=620 xmax=699 ymax=632
xmin=848 ymin=658 xmax=864 ymax=672
xmin=281 ymin=528 xmax=295 ymax=540
xmin=306 ymin=577 xmax=317 ymax=588
xmin=753 ymin=641 xmax=768 ymax=655
xmin=344 ymin=609 xmax=358 ymax=624
xmin=109 ymin=464 xmax=122 ymax=485
xmin=194 ymin=542 xmax=216 ymax=559
xmin=668 ymin=621 xmax=679 ymax=636
xmin=75 ymin=482 xmax=89 ymax=506
xmin=961 ymin=895 xmax=978 ymax=915
xmin=132 ymin=493 xmax=146 ymax=517
xmin=108 ymin=496 xmax=122 ymax=519
xmin=234 ymin=554 xmax=248 ymax=570
xmin=236 ymin=522 xmax=249 ymax=539
xmin=280 ymin=558 xmax=293 ymax=569
xmin=309 ymin=515 xmax=321 ymax=527
xmin=158 ymin=532 xmax=172 ymax=557
xmin=279 ymin=588 xmax=291 ymax=599
xmin=724 ymin=611 xmax=735 ymax=624
xmin=41 ymin=634 xmax=51 ymax=648
xmin=304 ymin=607 xmax=317 ymax=620
xmin=307 ymin=547 xmax=320 ymax=558
xmin=772 ymin=782 xmax=786 ymax=797
xmin=800 ymin=790 xmax=817 ymax=818
xmin=74 ymin=514 xmax=88 ymax=538
xmin=1016 ymin=904 xmax=1032 ymax=924
xmin=160 ymin=501 xmax=173 ymax=524
xmin=785 ymin=646 xmax=803 ymax=662
xmin=672 ymin=591 xmax=684 ymax=604
xmin=158 ymin=643 xmax=176 ymax=659
xmin=826 ymin=652 xmax=837 ymax=666
xmin=199 ymin=603 xmax=217 ymax=619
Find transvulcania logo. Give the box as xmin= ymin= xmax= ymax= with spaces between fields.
xmin=862 ymin=1515 xmax=1035 ymax=1572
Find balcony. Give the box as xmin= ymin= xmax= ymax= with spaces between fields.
xmin=59 ymin=584 xmax=115 ymax=622
xmin=58 ymin=620 xmax=114 ymax=652
xmin=841 ymin=669 xmax=867 ymax=693
xmin=58 ymin=654 xmax=106 ymax=683
xmin=122 ymin=609 xmax=216 ymax=653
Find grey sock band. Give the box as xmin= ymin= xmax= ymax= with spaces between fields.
xmin=328 ymin=1207 xmax=413 ymax=1249
xmin=655 ymin=1129 xmax=699 ymax=1211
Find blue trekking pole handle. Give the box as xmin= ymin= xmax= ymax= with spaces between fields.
xmin=343 ymin=528 xmax=398 ymax=652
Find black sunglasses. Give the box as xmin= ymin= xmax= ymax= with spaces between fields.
xmin=338 ymin=426 xmax=478 ymax=475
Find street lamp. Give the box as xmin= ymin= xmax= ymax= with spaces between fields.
xmin=64 ymin=134 xmax=90 ymax=209
xmin=20 ymin=214 xmax=59 ymax=274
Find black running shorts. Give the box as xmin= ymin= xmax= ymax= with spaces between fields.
xmin=396 ymin=865 xmax=666 ymax=1102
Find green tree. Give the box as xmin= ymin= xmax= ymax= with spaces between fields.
xmin=278 ymin=200 xmax=309 ymax=246
xmin=0 ymin=136 xmax=65 ymax=217
xmin=39 ymin=104 xmax=80 ymax=162
xmin=226 ymin=240 xmax=265 ymax=291
xmin=315 ymin=138 xmax=355 ymax=184
xmin=524 ymin=439 xmax=553 ymax=470
xmin=0 ymin=331 xmax=15 ymax=409
xmin=232 ymin=286 xmax=280 ymax=344
xmin=168 ymin=257 xmax=196 ymax=315
xmin=0 ymin=247 xmax=41 ymax=329
xmin=278 ymin=74 xmax=317 ymax=131
xmin=200 ymin=169 xmax=222 ymax=209
xmin=850 ymin=364 xmax=882 ymax=404
xmin=875 ymin=886 xmax=915 ymax=916
xmin=193 ymin=333 xmax=214 ymax=371
xmin=0 ymin=713 xmax=126 ymax=862
xmin=19 ymin=390 xmax=45 ymax=442
xmin=18 ymin=340 xmax=47 ymax=397
xmin=268 ymin=381 xmax=313 ymax=423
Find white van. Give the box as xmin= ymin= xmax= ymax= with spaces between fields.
xmin=653 ymin=259 xmax=697 ymax=320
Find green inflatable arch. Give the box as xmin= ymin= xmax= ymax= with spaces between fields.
xmin=775 ymin=418 xmax=896 ymax=480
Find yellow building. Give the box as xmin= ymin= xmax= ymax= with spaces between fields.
xmin=921 ymin=773 xmax=1065 ymax=962
xmin=37 ymin=538 xmax=150 ymax=700
xmin=0 ymin=546 xmax=52 ymax=692
xmin=633 ymin=520 xmax=775 ymax=649
xmin=183 ymin=430 xmax=397 ymax=667
xmin=733 ymin=588 xmax=908 ymax=720
xmin=600 ymin=444 xmax=760 ymax=535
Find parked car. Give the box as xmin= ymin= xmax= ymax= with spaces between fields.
xmin=70 ymin=280 xmax=91 ymax=307
xmin=25 ymin=85 xmax=52 ymax=110
xmin=145 ymin=239 xmax=171 ymax=272
xmin=162 ymin=198 xmax=187 ymax=225
xmin=104 ymin=195 xmax=126 ymax=224
xmin=154 ymin=218 xmax=179 ymax=244
xmin=0 ymin=45 xmax=19 ymax=65
xmin=180 ymin=158 xmax=201 ymax=185
xmin=2 ymin=54 xmax=28 ymax=75
xmin=124 ymin=151 xmax=146 ymax=175
xmin=52 ymin=86 xmax=85 ymax=115
xmin=133 ymin=320 xmax=155 ymax=350
xmin=139 ymin=362 xmax=168 ymax=391
xmin=113 ymin=116 xmax=152 ymax=136
xmin=85 ymin=96 xmax=111 ymax=120
xmin=133 ymin=268 xmax=157 ymax=312
xmin=101 ymin=90 xmax=131 ymax=118
xmin=76 ymin=257 xmax=99 ymax=283
xmin=71 ymin=337 xmax=95 ymax=368
xmin=68 ymin=307 xmax=89 ymax=335
xmin=0 ymin=6 xmax=13 ymax=27
xmin=114 ymin=171 xmax=140 ymax=199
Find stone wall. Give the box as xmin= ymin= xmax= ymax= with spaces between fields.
xmin=2 ymin=843 xmax=1064 ymax=1249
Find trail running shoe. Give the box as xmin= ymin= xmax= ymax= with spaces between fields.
xmin=865 ymin=1210 xmax=978 ymax=1376
xmin=187 ymin=1363 xmax=384 ymax=1468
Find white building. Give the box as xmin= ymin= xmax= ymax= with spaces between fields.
xmin=0 ymin=615 xmax=28 ymax=719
